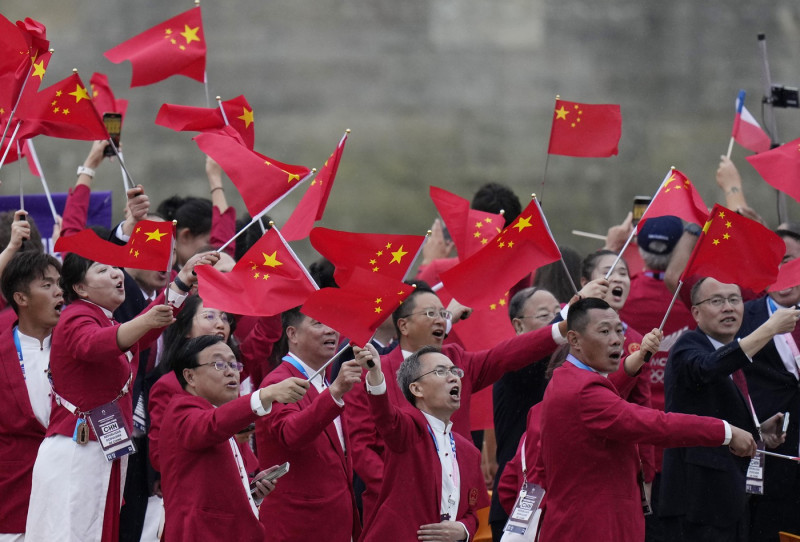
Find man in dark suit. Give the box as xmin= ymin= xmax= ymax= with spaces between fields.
xmin=660 ymin=277 xmax=795 ymax=542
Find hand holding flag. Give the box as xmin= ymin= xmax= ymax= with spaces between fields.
xmin=637 ymin=168 xmax=708 ymax=230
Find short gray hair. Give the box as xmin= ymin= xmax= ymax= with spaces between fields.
xmin=397 ymin=345 xmax=442 ymax=405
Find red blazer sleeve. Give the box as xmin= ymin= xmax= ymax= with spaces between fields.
xmin=60 ymin=184 xmax=90 ymax=238
xmin=210 ymin=206 xmax=236 ymax=258
xmin=261 ymin=384 xmax=344 ymax=451
xmin=367 ymin=387 xmax=422 ymax=453
xmin=343 ymin=375 xmax=386 ymax=488
xmin=239 ymin=315 xmax=282 ymax=384
xmin=172 ymin=394 xmax=258 ymax=451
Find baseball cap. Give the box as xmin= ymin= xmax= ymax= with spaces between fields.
xmin=637 ymin=216 xmax=683 ymax=255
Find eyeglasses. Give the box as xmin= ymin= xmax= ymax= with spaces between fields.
xmin=694 ymin=295 xmax=743 ymax=308
xmin=196 ymin=310 xmax=230 ymax=325
xmin=516 ymin=313 xmax=557 ymax=323
xmin=402 ymin=309 xmax=453 ymax=321
xmin=413 ymin=365 xmax=465 ymax=382
xmin=196 ymin=360 xmax=244 ymax=372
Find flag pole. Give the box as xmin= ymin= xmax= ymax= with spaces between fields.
xmin=642 ymin=280 xmax=683 ymax=362
xmin=17 ymin=141 xmax=24 ymax=211
xmin=402 ymin=230 xmax=431 ymax=281
xmin=755 ymin=449 xmax=800 ymax=462
xmin=117 ymin=150 xmax=133 ymax=192
xmin=0 ymin=61 xmax=37 ymax=158
xmin=307 ymin=345 xmax=351 ymax=382
xmin=0 ymin=122 xmax=22 ymax=172
xmin=533 ymin=193 xmax=576 ymax=294
xmin=271 ymin=223 xmax=319 ymax=290
xmin=725 ymin=137 xmax=735 ymax=160
xmin=25 ymin=141 xmax=59 ymax=222
xmin=539 ymin=95 xmax=559 ymax=205
xmin=107 ymin=138 xmax=135 ymax=191
xmin=216 ymin=96 xmax=230 ymax=125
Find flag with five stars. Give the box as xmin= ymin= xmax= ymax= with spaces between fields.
xmin=732 ymin=90 xmax=771 ymax=154
xmin=746 ymin=137 xmax=800 ymax=205
xmin=429 ymin=186 xmax=503 ymax=260
xmin=281 ymin=131 xmax=349 ymax=241
xmin=104 ymin=7 xmax=206 ymax=88
xmin=637 ymin=168 xmax=708 ymax=230
xmin=55 ymin=220 xmax=174 ymax=271
xmin=194 ymin=129 xmax=311 ymax=217
xmin=196 ymin=228 xmax=318 ymax=317
xmin=547 ymin=98 xmax=622 ymax=157
xmin=440 ymin=198 xmax=561 ymax=307
xmin=309 ymin=227 xmax=426 ymax=285
xmin=14 ymin=71 xmax=108 ymax=141
xmin=89 ymin=73 xmax=129 ymax=122
xmin=681 ymin=204 xmax=784 ymax=293
xmin=302 ymin=267 xmax=415 ymax=347
xmin=156 ymin=95 xmax=255 ymax=149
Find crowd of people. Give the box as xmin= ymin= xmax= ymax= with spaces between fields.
xmin=1 ymin=138 xmax=799 ymax=542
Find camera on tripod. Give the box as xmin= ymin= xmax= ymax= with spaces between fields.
xmin=767 ymin=85 xmax=799 ymax=108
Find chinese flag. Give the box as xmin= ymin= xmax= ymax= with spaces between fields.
xmin=547 ymin=98 xmax=622 ymax=157
xmin=89 ymin=73 xmax=129 ymax=122
xmin=302 ymin=267 xmax=415 ymax=347
xmin=55 ymin=220 xmax=174 ymax=271
xmin=441 ymin=198 xmax=561 ymax=307
xmin=194 ymin=130 xmax=311 ymax=217
xmin=746 ymin=137 xmax=800 ymax=204
xmin=309 ymin=227 xmax=426 ymax=285
xmin=0 ymin=48 xmax=51 ymax=135
xmin=429 ymin=186 xmax=503 ymax=260
xmin=281 ymin=131 xmax=349 ymax=241
xmin=681 ymin=205 xmax=784 ymax=293
xmin=637 ymin=169 xmax=708 ymax=230
xmin=196 ymin=228 xmax=317 ymax=317
xmin=157 ymin=95 xmax=255 ymax=150
xmin=0 ymin=16 xmax=48 ymax=103
xmin=104 ymin=7 xmax=206 ymax=88
xmin=14 ymin=71 xmax=108 ymax=141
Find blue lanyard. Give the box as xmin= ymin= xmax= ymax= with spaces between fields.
xmin=282 ymin=355 xmax=328 ymax=385
xmin=566 ymin=354 xmax=598 ymax=373
xmin=426 ymin=424 xmax=457 ymax=458
xmin=767 ymin=296 xmax=781 ymax=314
xmin=13 ymin=326 xmax=25 ymax=380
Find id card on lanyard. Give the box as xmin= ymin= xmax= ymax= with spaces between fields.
xmin=87 ymin=400 xmax=136 ymax=461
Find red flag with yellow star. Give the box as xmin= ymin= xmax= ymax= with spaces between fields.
xmin=0 ymin=48 xmax=51 ymax=135
xmin=14 ymin=71 xmax=108 ymax=141
xmin=156 ymin=95 xmax=255 ymax=149
xmin=281 ymin=131 xmax=349 ymax=241
xmin=0 ymin=16 xmax=49 ymax=108
xmin=547 ymin=98 xmax=621 ymax=157
xmin=309 ymin=227 xmax=426 ymax=285
xmin=196 ymin=228 xmax=317 ymax=317
xmin=440 ymin=198 xmax=561 ymax=307
xmin=104 ymin=7 xmax=206 ymax=88
xmin=89 ymin=73 xmax=129 ymax=122
xmin=681 ymin=204 xmax=783 ymax=293
xmin=746 ymin=137 xmax=800 ymax=205
xmin=302 ymin=267 xmax=415 ymax=347
xmin=194 ymin=129 xmax=311 ymax=217
xmin=429 ymin=186 xmax=503 ymax=260
xmin=637 ymin=168 xmax=708 ymax=230
xmin=54 ymin=220 xmax=174 ymax=271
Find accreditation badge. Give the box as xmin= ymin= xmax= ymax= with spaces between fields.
xmin=502 ymin=481 xmax=545 ymax=540
xmin=87 ymin=400 xmax=136 ymax=461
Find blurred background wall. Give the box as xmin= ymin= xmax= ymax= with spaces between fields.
xmin=3 ymin=0 xmax=800 ymax=263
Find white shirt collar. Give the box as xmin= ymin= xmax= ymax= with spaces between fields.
xmin=420 ymin=410 xmax=453 ymax=435
xmin=80 ymin=299 xmax=114 ymax=319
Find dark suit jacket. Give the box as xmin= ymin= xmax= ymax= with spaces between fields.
xmin=659 ymin=329 xmax=758 ymax=527
xmin=740 ymin=297 xmax=800 ymax=497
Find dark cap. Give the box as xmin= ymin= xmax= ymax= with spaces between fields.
xmin=637 ymin=216 xmax=683 ymax=255
xmin=776 ymin=222 xmax=800 ymax=242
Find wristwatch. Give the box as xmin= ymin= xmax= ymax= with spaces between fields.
xmin=76 ymin=166 xmax=95 ymax=178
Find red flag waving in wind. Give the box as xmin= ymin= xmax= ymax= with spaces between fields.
xmin=302 ymin=267 xmax=415 ymax=347
xmin=0 ymin=15 xmax=49 ymax=111
xmin=89 ymin=73 xmax=128 ymax=122
xmin=194 ymin=129 xmax=311 ymax=217
xmin=547 ymin=98 xmax=622 ymax=157
xmin=104 ymin=7 xmax=206 ymax=87
xmin=768 ymin=258 xmax=800 ymax=293
xmin=429 ymin=186 xmax=503 ymax=260
xmin=196 ymin=228 xmax=317 ymax=317
xmin=281 ymin=131 xmax=349 ymax=241
xmin=157 ymin=95 xmax=255 ymax=150
xmin=637 ymin=168 xmax=708 ymax=230
xmin=309 ymin=227 xmax=426 ymax=285
xmin=681 ymin=204 xmax=784 ymax=293
xmin=746 ymin=137 xmax=800 ymax=205
xmin=441 ymin=198 xmax=561 ymax=307
xmin=55 ymin=220 xmax=174 ymax=271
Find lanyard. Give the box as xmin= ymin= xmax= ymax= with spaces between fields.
xmin=426 ymin=423 xmax=457 ymax=457
xmin=13 ymin=326 xmax=25 ymax=380
xmin=282 ymin=355 xmax=328 ymax=386
xmin=566 ymin=354 xmax=598 ymax=373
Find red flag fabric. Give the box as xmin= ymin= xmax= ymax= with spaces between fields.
xmin=547 ymin=98 xmax=622 ymax=157
xmin=55 ymin=220 xmax=174 ymax=271
xmin=746 ymin=137 xmax=800 ymax=204
xmin=440 ymin=198 xmax=561 ymax=307
xmin=104 ymin=7 xmax=206 ymax=88
xmin=157 ymin=95 xmax=255 ymax=150
xmin=768 ymin=258 xmax=800 ymax=293
xmin=301 ymin=267 xmax=415 ymax=347
xmin=681 ymin=204 xmax=784 ymax=293
xmin=89 ymin=73 xmax=129 ymax=122
xmin=196 ymin=228 xmax=317 ymax=317
xmin=194 ymin=130 xmax=311 ymax=217
xmin=309 ymin=227 xmax=426 ymax=285
xmin=429 ymin=186 xmax=503 ymax=260
xmin=0 ymin=48 xmax=51 ymax=137
xmin=637 ymin=169 xmax=708 ymax=231
xmin=281 ymin=132 xmax=349 ymax=241
xmin=0 ymin=16 xmax=49 ymax=110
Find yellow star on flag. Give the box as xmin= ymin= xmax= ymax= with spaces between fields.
xmin=262 ymin=251 xmax=283 ymax=268
xmin=390 ymin=245 xmax=408 ymax=264
xmin=238 ymin=107 xmax=254 ymax=128
xmin=32 ymin=59 xmax=46 ymax=80
xmin=555 ymin=106 xmax=569 ymax=120
xmin=180 ymin=24 xmax=201 ymax=44
xmin=144 ymin=228 xmax=167 ymax=242
xmin=514 ymin=216 xmax=532 ymax=232
xmin=68 ymin=85 xmax=90 ymax=103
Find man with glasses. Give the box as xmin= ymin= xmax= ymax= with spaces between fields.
xmin=344 ymin=283 xmax=570 ymax=522
xmin=660 ymin=277 xmax=797 ymax=542
xmin=354 ymin=343 xmax=488 ymax=542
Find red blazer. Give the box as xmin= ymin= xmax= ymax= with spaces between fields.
xmin=361 ymin=389 xmax=488 ymax=541
xmin=0 ymin=323 xmax=47 ymax=533
xmin=536 ymin=362 xmax=726 ymax=542
xmin=344 ymin=324 xmax=559 ymax=518
xmin=160 ymin=394 xmax=264 ymax=542
xmin=255 ymin=362 xmax=360 ymax=542
xmin=48 ymin=296 xmax=172 ymax=440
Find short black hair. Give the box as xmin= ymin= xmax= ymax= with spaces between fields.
xmin=391 ymin=281 xmax=433 ymax=335
xmin=471 ymin=183 xmax=522 ymax=228
xmin=272 ymin=306 xmax=308 ymax=362
xmin=157 ymin=196 xmax=212 ymax=237
xmin=172 ymin=335 xmax=226 ymax=388
xmin=690 ymin=277 xmax=712 ymax=305
xmin=59 ymin=252 xmax=95 ymax=304
xmin=0 ymin=251 xmax=61 ymax=314
xmin=580 ymin=249 xmax=626 ymax=282
xmin=397 ymin=345 xmax=442 ymax=406
xmin=566 ymin=297 xmax=612 ymax=334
